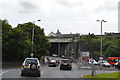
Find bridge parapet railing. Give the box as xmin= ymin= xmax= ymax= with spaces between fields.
xmin=48 ymin=38 xmax=73 ymax=42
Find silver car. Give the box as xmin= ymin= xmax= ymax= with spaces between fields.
xmin=98 ymin=60 xmax=110 ymax=67
xmin=21 ymin=58 xmax=41 ymax=77
xmin=89 ymin=59 xmax=98 ymax=65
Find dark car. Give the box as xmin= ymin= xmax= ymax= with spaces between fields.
xmin=48 ymin=60 xmax=58 ymax=67
xmin=56 ymin=59 xmax=60 ymax=65
xmin=60 ymin=59 xmax=72 ymax=70
xmin=115 ymin=61 xmax=120 ymax=69
xmin=21 ymin=58 xmax=41 ymax=77
xmin=118 ymin=62 xmax=120 ymax=69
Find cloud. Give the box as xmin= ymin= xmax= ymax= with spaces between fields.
xmin=56 ymin=0 xmax=83 ymax=8
xmin=0 ymin=0 xmax=118 ymax=35
xmin=118 ymin=1 xmax=120 ymax=33
xmin=95 ymin=0 xmax=118 ymax=13
xmin=18 ymin=1 xmax=38 ymax=14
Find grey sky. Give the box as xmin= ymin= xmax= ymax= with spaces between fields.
xmin=0 ymin=0 xmax=119 ymax=35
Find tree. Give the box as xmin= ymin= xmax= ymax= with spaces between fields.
xmin=88 ymin=33 xmax=96 ymax=38
xmin=2 ymin=20 xmax=50 ymax=62
xmin=16 ymin=22 xmax=50 ymax=59
xmin=105 ymin=45 xmax=120 ymax=57
xmin=79 ymin=33 xmax=120 ymax=59
xmin=2 ymin=19 xmax=14 ymax=61
xmin=102 ymin=41 xmax=113 ymax=50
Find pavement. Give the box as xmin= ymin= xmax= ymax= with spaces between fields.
xmin=77 ymin=62 xmax=120 ymax=71
xmin=75 ymin=59 xmax=119 ymax=71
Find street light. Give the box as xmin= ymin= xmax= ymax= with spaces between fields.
xmin=96 ymin=20 xmax=107 ymax=57
xmin=58 ymin=36 xmax=60 ymax=56
xmin=31 ymin=20 xmax=41 ymax=58
xmin=97 ymin=20 xmax=106 ymax=69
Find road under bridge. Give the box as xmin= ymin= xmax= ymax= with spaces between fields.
xmin=47 ymin=31 xmax=80 ymax=58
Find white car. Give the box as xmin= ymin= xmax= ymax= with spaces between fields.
xmin=21 ymin=58 xmax=41 ymax=77
xmin=98 ymin=60 xmax=110 ymax=67
xmin=89 ymin=59 xmax=98 ymax=65
xmin=52 ymin=54 xmax=58 ymax=57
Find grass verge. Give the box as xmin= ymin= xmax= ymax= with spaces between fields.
xmin=83 ymin=72 xmax=120 ymax=80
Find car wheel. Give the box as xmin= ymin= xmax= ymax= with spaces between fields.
xmin=69 ymin=67 xmax=72 ymax=70
xmin=37 ymin=73 xmax=41 ymax=77
xmin=112 ymin=64 xmax=115 ymax=68
xmin=60 ymin=67 xmax=62 ymax=70
xmin=21 ymin=73 xmax=24 ymax=76
xmin=118 ymin=67 xmax=120 ymax=69
xmin=55 ymin=65 xmax=57 ymax=67
xmin=57 ymin=63 xmax=59 ymax=66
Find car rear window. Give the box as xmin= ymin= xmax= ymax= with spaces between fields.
xmin=61 ymin=60 xmax=69 ymax=63
xmin=50 ymin=60 xmax=56 ymax=62
xmin=103 ymin=61 xmax=107 ymax=63
xmin=25 ymin=59 xmax=38 ymax=65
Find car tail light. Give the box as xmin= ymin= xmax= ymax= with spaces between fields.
xmin=22 ymin=65 xmax=24 ymax=68
xmin=38 ymin=66 xmax=40 ymax=69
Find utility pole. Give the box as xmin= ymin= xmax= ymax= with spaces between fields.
xmin=58 ymin=36 xmax=60 ymax=56
xmin=31 ymin=20 xmax=41 ymax=58
xmin=97 ymin=19 xmax=107 ymax=69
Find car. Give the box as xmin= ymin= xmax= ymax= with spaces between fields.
xmin=60 ymin=59 xmax=72 ymax=70
xmin=48 ymin=60 xmax=58 ymax=67
xmin=89 ymin=59 xmax=98 ymax=65
xmin=52 ymin=54 xmax=58 ymax=57
xmin=98 ymin=60 xmax=110 ymax=67
xmin=118 ymin=62 xmax=120 ymax=69
xmin=114 ymin=61 xmax=120 ymax=69
xmin=114 ymin=62 xmax=118 ymax=68
xmin=21 ymin=58 xmax=41 ymax=77
xmin=61 ymin=55 xmax=65 ymax=58
xmin=56 ymin=59 xmax=60 ymax=64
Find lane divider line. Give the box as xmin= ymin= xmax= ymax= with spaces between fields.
xmin=0 ymin=69 xmax=17 ymax=76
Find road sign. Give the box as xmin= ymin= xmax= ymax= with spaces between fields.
xmin=82 ymin=52 xmax=89 ymax=57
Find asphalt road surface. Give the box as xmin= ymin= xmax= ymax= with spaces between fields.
xmin=1 ymin=57 xmax=119 ymax=79
xmin=1 ymin=63 xmax=118 ymax=79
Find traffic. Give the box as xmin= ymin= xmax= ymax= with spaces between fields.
xmin=19 ymin=55 xmax=120 ymax=77
xmin=1 ymin=55 xmax=119 ymax=79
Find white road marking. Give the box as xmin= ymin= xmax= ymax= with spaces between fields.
xmin=0 ymin=69 xmax=17 ymax=76
xmin=1 ymin=68 xmax=43 ymax=76
xmin=81 ymin=67 xmax=91 ymax=69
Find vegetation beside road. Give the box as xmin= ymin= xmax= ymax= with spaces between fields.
xmin=83 ymin=72 xmax=120 ymax=80
xmin=2 ymin=19 xmax=51 ymax=62
xmin=80 ymin=33 xmax=120 ymax=60
xmin=1 ymin=19 xmax=120 ymax=64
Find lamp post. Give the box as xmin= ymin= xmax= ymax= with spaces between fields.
xmin=96 ymin=20 xmax=107 ymax=57
xmin=97 ymin=19 xmax=107 ymax=69
xmin=31 ymin=20 xmax=41 ymax=58
xmin=58 ymin=35 xmax=61 ymax=57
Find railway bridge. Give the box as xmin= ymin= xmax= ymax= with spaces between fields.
xmin=47 ymin=30 xmax=80 ymax=58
